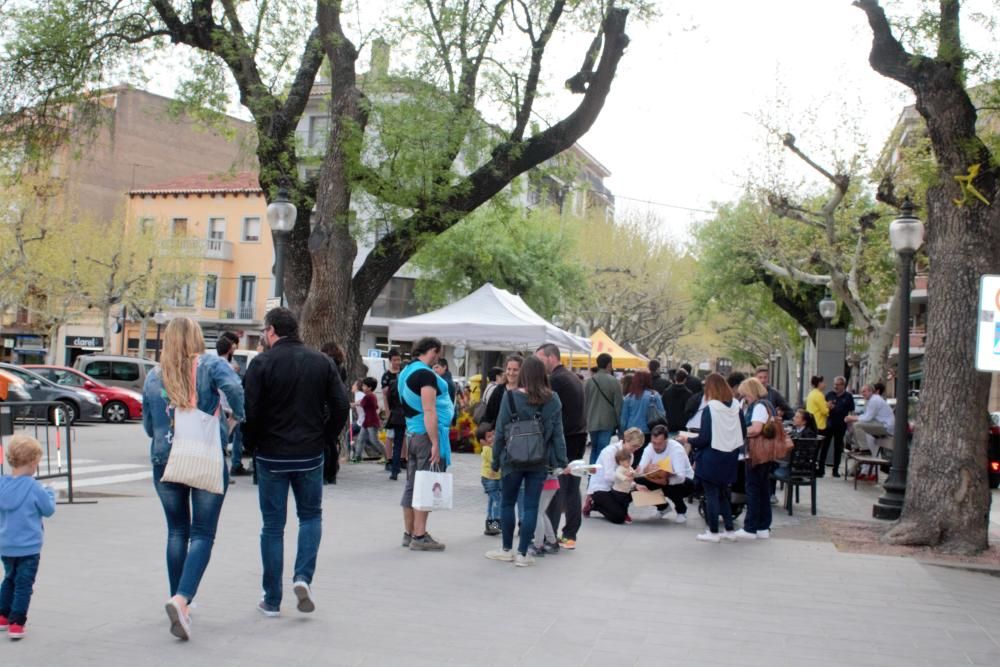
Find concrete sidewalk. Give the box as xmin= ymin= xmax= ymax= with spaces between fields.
xmin=8 ymin=453 xmax=1000 ymax=666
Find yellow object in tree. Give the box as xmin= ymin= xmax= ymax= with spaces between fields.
xmin=954 ymin=163 xmax=991 ymax=207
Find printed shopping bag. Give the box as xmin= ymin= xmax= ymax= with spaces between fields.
xmin=160 ymin=357 xmax=225 ymax=494
xmin=411 ymin=469 xmax=454 ymax=511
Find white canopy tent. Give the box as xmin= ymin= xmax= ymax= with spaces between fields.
xmin=387 ymin=283 xmax=590 ymax=353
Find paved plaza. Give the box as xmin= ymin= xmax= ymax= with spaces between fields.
xmin=7 ymin=424 xmax=1000 ymax=666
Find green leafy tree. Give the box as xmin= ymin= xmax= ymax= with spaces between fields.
xmin=1 ymin=0 xmax=640 ymax=374
xmin=411 ymin=205 xmax=586 ymax=321
xmin=852 ymin=0 xmax=1000 ymax=554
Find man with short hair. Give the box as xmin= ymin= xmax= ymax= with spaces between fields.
xmin=399 ymin=337 xmax=455 ymax=552
xmin=635 ymin=425 xmax=695 ymax=522
xmin=536 ymin=343 xmax=586 ymax=549
xmin=681 ymin=363 xmax=703 ymax=394
xmin=649 ymin=360 xmax=669 ymax=395
xmin=216 ymin=333 xmax=250 ymax=477
xmin=584 ymin=352 xmax=623 ymax=465
xmin=824 ymin=376 xmax=854 ymax=477
xmin=381 ymin=349 xmax=406 ymax=480
xmin=846 ymin=382 xmax=894 ymax=455
xmin=754 ymin=367 xmax=791 ymax=419
xmin=244 ymin=308 xmax=350 ymax=617
xmin=661 ymin=369 xmax=693 ymax=433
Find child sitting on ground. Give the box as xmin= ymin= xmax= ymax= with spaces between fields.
xmin=478 ymin=423 xmax=501 ymax=536
xmin=0 ymin=433 xmax=57 ymax=641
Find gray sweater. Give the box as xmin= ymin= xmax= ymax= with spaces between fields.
xmin=584 ymin=370 xmax=623 ymax=432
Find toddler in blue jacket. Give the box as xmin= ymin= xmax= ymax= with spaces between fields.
xmin=0 ymin=433 xmax=56 ymax=640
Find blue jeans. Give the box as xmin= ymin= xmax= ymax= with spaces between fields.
xmin=257 ymin=464 xmax=323 ymax=609
xmin=0 ymin=554 xmax=40 ymax=625
xmin=390 ymin=428 xmax=405 ymax=476
xmin=153 ymin=463 xmax=228 ymax=602
xmin=481 ymin=477 xmax=501 ymax=521
xmin=701 ymin=479 xmax=734 ymax=534
xmin=589 ymin=430 xmax=613 ymax=465
xmin=230 ymin=426 xmax=244 ymax=470
xmin=501 ymin=469 xmax=546 ymax=555
xmin=743 ymin=462 xmax=773 ymax=534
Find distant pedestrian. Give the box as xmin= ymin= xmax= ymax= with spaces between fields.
xmin=320 ymin=341 xmax=350 ymax=485
xmin=661 ymin=369 xmax=693 ymax=433
xmin=485 ymin=355 xmax=568 ymax=566
xmin=398 ymin=337 xmax=455 ymax=552
xmin=478 ymin=423 xmax=501 ymax=536
xmin=649 ymin=359 xmax=670 ymax=395
xmin=144 ymin=316 xmax=244 ymax=640
xmin=824 ymin=376 xmax=854 ymax=478
xmin=483 ymin=355 xmax=523 ymax=427
xmin=381 ymin=349 xmax=406 ymax=480
xmin=584 ymin=352 xmax=623 ymax=465
xmin=681 ymin=363 xmax=703 ymax=394
xmin=216 ymin=333 xmax=249 ymax=477
xmin=535 ymin=343 xmax=586 ymax=550
xmin=677 ymin=373 xmax=745 ymax=543
xmin=733 ymin=378 xmax=775 ymax=541
xmin=754 ymin=367 xmax=791 ymax=420
xmin=0 ymin=433 xmax=56 ymax=640
xmin=619 ymin=369 xmax=665 ymax=463
xmin=352 ymin=378 xmax=384 ymax=462
xmin=243 ymin=308 xmax=350 ymax=617
xmin=806 ymin=376 xmax=831 ymax=477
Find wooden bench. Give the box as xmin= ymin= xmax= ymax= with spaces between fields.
xmin=844 ymin=451 xmax=890 ymax=489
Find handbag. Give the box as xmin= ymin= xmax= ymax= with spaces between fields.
xmin=411 ymin=466 xmax=453 ymax=511
xmin=645 ymin=393 xmax=666 ymax=430
xmin=160 ymin=356 xmax=225 ymax=494
xmin=503 ymin=391 xmax=546 ymax=469
xmin=747 ymin=400 xmax=794 ymax=466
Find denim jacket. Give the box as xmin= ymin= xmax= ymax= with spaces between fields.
xmin=620 ymin=390 xmax=665 ymax=434
xmin=142 ymin=355 xmax=245 ymax=465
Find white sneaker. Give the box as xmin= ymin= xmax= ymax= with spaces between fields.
xmin=721 ymin=530 xmax=737 ymax=542
xmin=485 ymin=548 xmax=514 ymax=562
xmin=732 ymin=529 xmax=757 ymax=541
xmin=756 ymin=529 xmax=771 ymax=539
xmin=673 ymin=513 xmax=687 ymax=524
xmin=696 ymin=531 xmax=720 ymax=543
xmin=164 ymin=599 xmax=191 ymax=640
xmin=514 ymin=552 xmax=535 ymax=567
xmin=657 ymin=507 xmax=678 ymax=521
xmin=293 ymin=580 xmax=315 ymax=613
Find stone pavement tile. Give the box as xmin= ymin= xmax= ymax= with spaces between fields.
xmin=584 ymin=648 xmax=634 ymax=666
xmin=966 ymin=649 xmax=1000 ymax=665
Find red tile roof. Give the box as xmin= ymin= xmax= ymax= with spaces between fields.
xmin=130 ymin=172 xmax=262 ymax=196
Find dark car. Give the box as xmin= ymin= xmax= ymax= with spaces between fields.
xmin=0 ymin=363 xmax=103 ymax=424
xmin=25 ymin=365 xmax=144 ymax=424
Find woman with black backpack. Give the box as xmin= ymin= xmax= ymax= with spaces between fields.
xmin=485 ymin=356 xmax=568 ymax=567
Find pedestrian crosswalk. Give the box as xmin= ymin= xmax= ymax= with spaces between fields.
xmin=38 ymin=457 xmax=152 ymax=491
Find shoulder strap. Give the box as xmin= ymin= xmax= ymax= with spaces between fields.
xmin=590 ymin=375 xmax=615 ymax=410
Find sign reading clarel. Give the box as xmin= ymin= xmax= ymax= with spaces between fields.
xmin=65 ymin=336 xmax=104 ymax=348
xmin=976 ymin=275 xmax=1000 ymax=372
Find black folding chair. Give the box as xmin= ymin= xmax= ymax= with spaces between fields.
xmin=770 ymin=437 xmax=822 ymax=516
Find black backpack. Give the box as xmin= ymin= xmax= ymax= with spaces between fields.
xmin=503 ymin=391 xmax=546 ymax=469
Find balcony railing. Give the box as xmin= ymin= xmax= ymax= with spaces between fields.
xmin=208 ymin=303 xmax=258 ymax=321
xmin=165 ymin=238 xmax=234 ymax=261
xmin=891 ymin=327 xmax=927 ymax=354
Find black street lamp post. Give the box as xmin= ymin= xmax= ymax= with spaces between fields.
xmin=153 ymin=311 xmax=167 ymax=362
xmin=873 ymin=198 xmax=924 ymax=521
xmin=266 ymin=186 xmax=298 ymax=307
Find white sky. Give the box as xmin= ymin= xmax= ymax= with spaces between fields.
xmin=140 ymin=0 xmax=936 ymax=243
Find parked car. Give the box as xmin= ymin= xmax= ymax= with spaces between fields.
xmin=73 ymin=354 xmax=157 ymax=391
xmin=0 ymin=368 xmax=34 ymax=418
xmin=25 ymin=365 xmax=143 ymax=424
xmin=0 ymin=363 xmax=103 ymax=424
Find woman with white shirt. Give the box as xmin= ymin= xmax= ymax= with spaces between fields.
xmin=586 ymin=428 xmax=644 ymax=524
xmin=733 ymin=378 xmax=774 ymax=540
xmin=635 ymin=424 xmax=695 ymax=523
xmin=677 ymin=373 xmax=745 ymax=543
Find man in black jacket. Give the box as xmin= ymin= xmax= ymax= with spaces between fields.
xmin=244 ymin=308 xmax=350 ymax=618
xmin=754 ymin=367 xmax=791 ymax=419
xmin=661 ymin=369 xmax=693 ymax=433
xmin=535 ymin=343 xmax=587 ymax=549
xmin=649 ymin=360 xmax=670 ymax=395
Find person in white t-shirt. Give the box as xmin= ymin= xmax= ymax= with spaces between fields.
xmin=635 ymin=425 xmax=695 ymax=523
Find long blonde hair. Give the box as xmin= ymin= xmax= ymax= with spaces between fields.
xmin=160 ymin=317 xmax=205 ymax=408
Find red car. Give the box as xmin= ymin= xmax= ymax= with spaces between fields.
xmin=25 ymin=365 xmax=143 ymax=423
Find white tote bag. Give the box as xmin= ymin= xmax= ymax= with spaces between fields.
xmin=160 ymin=357 xmax=225 ymax=494
xmin=411 ymin=469 xmax=453 ymax=511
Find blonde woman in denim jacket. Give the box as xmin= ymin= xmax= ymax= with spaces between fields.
xmin=142 ymin=317 xmax=244 ymax=641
